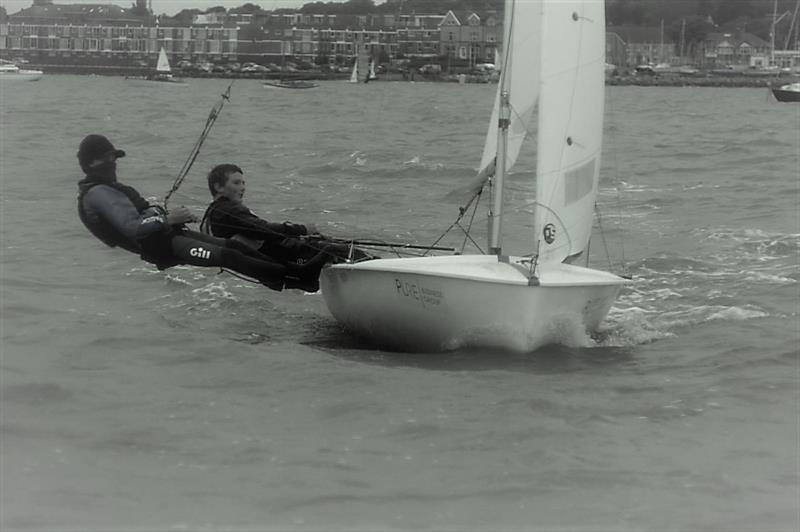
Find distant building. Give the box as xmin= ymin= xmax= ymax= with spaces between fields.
xmin=607 ymin=25 xmax=675 ymax=67
xmin=439 ymin=9 xmax=501 ymax=67
xmin=702 ymin=32 xmax=770 ymax=67
xmin=0 ymin=1 xmax=500 ymax=71
xmin=396 ymin=13 xmax=445 ymax=60
xmin=1 ymin=1 xmax=238 ymax=65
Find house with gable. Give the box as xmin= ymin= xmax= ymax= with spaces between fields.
xmin=395 ymin=13 xmax=444 ymax=61
xmin=702 ymin=32 xmax=770 ymax=67
xmin=439 ymin=9 xmax=501 ymax=68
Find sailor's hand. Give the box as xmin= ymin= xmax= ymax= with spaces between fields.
xmin=305 ymin=223 xmax=320 ymax=235
xmin=166 ymin=206 xmax=198 ymax=225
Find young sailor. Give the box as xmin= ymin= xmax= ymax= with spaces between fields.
xmin=201 ymin=163 xmax=373 ymax=265
xmin=76 ymin=134 xmax=325 ymax=292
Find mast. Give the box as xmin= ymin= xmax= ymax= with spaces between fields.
xmin=786 ymin=0 xmax=800 ymax=50
xmin=772 ymin=0 xmax=778 ymax=66
xmin=680 ymin=18 xmax=686 ymax=60
xmin=487 ymin=0 xmax=514 ymax=255
xmin=770 ymin=0 xmax=793 ymax=67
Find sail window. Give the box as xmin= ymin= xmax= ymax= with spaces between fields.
xmin=564 ymin=158 xmax=595 ymax=205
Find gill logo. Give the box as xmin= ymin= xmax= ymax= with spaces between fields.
xmin=190 ymin=247 xmax=211 ymax=259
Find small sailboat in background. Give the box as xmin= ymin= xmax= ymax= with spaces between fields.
xmin=368 ymin=59 xmax=378 ymax=81
xmin=349 ymin=44 xmax=373 ymax=83
xmin=152 ymin=47 xmax=174 ymax=81
xmin=264 ymin=48 xmax=319 ymax=89
xmin=128 ymin=47 xmax=184 ymax=84
xmin=320 ymin=0 xmax=627 ymax=352
xmin=150 ymin=47 xmax=187 ymax=84
xmin=349 ymin=58 xmax=358 ymax=83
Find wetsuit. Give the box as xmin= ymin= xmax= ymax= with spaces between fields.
xmin=202 ymin=197 xmax=370 ymax=264
xmin=77 ymin=176 xmax=322 ymax=291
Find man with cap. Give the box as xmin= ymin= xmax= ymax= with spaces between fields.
xmin=76 ymin=134 xmax=327 ymax=291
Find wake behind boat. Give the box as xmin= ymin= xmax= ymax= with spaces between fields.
xmin=0 ymin=59 xmax=43 ymax=81
xmin=320 ymin=0 xmax=627 ymax=353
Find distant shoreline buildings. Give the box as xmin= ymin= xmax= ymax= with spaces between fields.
xmin=1 ymin=0 xmax=799 ymax=72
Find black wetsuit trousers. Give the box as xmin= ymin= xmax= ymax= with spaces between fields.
xmin=175 ymin=230 xmax=284 ymax=273
xmin=144 ymin=229 xmax=287 ymax=289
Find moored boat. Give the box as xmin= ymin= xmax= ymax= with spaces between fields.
xmin=771 ymin=82 xmax=800 ymax=102
xmin=263 ymin=79 xmax=319 ymax=89
xmin=0 ymin=60 xmax=43 ymax=81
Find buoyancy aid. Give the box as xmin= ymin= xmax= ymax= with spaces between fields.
xmin=77 ymin=180 xmax=145 ymax=253
xmin=77 ymin=179 xmax=178 ymax=268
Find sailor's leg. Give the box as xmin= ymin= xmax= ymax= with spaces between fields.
xmin=169 ymin=234 xmax=286 ymax=290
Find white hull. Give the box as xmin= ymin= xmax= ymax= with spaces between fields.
xmin=126 ymin=77 xmax=187 ymax=87
xmin=321 ymin=255 xmax=625 ymax=352
xmin=0 ymin=69 xmax=43 ymax=82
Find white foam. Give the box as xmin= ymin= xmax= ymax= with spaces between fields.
xmin=705 ymin=306 xmax=768 ymax=322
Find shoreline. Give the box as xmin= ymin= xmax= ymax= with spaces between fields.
xmin=26 ymin=64 xmax=798 ymax=87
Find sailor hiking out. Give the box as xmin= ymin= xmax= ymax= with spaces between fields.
xmin=76 ymin=134 xmax=328 ymax=292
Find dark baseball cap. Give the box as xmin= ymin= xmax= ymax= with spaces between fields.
xmin=77 ymin=134 xmax=126 ymax=166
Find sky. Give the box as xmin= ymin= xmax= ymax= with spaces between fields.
xmin=0 ymin=0 xmax=369 ymax=17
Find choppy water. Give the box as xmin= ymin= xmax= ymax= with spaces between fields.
xmin=1 ymin=76 xmax=798 ymax=531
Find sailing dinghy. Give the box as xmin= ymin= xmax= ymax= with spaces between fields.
xmin=128 ymin=47 xmax=184 ymax=84
xmin=321 ymin=0 xmax=626 ymax=352
xmin=349 ymin=44 xmax=372 ymax=83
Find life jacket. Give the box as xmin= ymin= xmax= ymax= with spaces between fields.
xmin=77 ymin=180 xmax=145 ymax=254
xmin=77 ymin=179 xmax=178 ymax=268
xmin=200 ymin=198 xmax=264 ymax=251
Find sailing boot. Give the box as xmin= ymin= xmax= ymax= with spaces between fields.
xmin=284 ymin=252 xmax=331 ymax=292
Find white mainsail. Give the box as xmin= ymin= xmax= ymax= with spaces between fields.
xmin=534 ymin=1 xmax=605 ymax=264
xmin=478 ymin=0 xmax=604 ymax=265
xmin=349 ymin=59 xmax=358 ymax=83
xmin=355 ymin=45 xmax=371 ymax=83
xmin=156 ymin=47 xmax=171 ymax=73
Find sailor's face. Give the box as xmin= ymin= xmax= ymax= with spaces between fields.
xmin=219 ymin=171 xmax=246 ymax=203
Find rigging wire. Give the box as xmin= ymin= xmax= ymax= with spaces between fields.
xmin=425 ymin=186 xmax=486 ymax=256
xmin=164 ymin=81 xmax=234 ymax=209
xmin=603 ymin=73 xmax=630 ymax=277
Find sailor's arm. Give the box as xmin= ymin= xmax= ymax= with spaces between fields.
xmin=227 ymin=205 xmax=310 ymax=240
